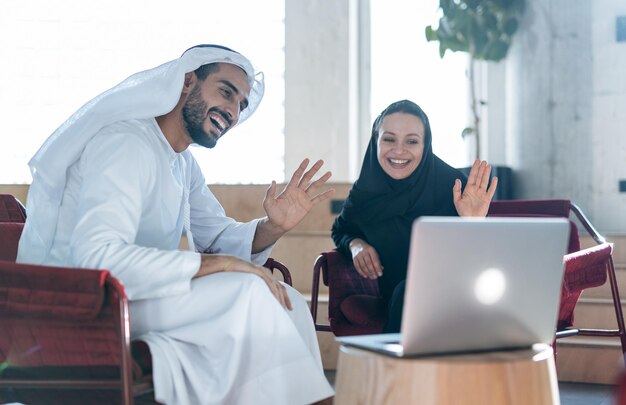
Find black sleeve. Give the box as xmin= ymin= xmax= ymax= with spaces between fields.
xmin=331 ymin=213 xmax=366 ymax=258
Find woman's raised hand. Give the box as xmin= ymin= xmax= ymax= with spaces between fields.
xmin=453 ymin=160 xmax=498 ymax=217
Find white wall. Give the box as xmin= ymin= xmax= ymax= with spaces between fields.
xmin=591 ymin=0 xmax=626 ymax=233
xmin=0 ymin=0 xmax=286 ymax=184
xmin=485 ymin=0 xmax=626 ymax=233
xmin=284 ymin=0 xmax=370 ymax=182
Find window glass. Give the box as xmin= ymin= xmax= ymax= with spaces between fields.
xmin=0 ymin=0 xmax=284 ymax=184
xmin=371 ymin=0 xmax=468 ymax=168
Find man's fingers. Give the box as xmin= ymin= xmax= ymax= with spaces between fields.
xmin=265 ymin=180 xmax=277 ymax=200
xmin=298 ymin=159 xmax=325 ymax=188
xmin=279 ymin=283 xmax=293 ymax=311
xmin=286 ymin=158 xmax=310 ymax=188
xmin=255 ymin=268 xmax=290 ymax=310
xmin=310 ymin=188 xmax=336 ymax=206
xmin=306 ymin=170 xmax=332 ymax=193
xmin=272 ymin=281 xmax=290 ymax=310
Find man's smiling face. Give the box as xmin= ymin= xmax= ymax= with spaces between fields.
xmin=182 ymin=63 xmax=251 ymax=148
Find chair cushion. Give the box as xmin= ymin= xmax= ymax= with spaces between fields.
xmin=340 ymin=294 xmax=387 ymax=328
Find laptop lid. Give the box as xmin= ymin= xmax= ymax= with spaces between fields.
xmin=400 ymin=216 xmax=570 ymax=356
xmin=337 ymin=216 xmax=570 ymax=358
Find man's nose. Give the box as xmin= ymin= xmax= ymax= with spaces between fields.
xmin=224 ymin=102 xmax=239 ymax=125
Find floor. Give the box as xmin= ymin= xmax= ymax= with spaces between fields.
xmin=324 ymin=370 xmax=618 ymax=404
xmin=559 ymin=382 xmax=616 ymax=405
xmin=0 ymin=379 xmax=617 ymax=404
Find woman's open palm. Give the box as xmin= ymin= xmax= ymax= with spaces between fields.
xmin=453 ymin=160 xmax=498 ymax=217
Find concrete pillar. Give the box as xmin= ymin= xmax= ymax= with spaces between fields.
xmin=285 ymin=0 xmax=370 ymax=182
xmin=504 ymin=0 xmax=593 ymax=212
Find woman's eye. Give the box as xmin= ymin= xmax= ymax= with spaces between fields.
xmin=382 ymin=137 xmax=395 ymax=143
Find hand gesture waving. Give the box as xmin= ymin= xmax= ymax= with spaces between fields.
xmin=263 ymin=158 xmax=335 ymax=232
xmin=453 ymin=160 xmax=498 ymax=217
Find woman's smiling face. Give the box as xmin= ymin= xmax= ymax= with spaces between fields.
xmin=376 ymin=112 xmax=425 ymax=180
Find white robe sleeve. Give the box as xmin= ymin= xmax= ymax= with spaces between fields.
xmin=185 ymin=154 xmax=273 ymax=265
xmin=70 ymin=132 xmax=200 ymax=300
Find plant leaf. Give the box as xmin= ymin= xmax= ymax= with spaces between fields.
xmin=484 ymin=39 xmax=510 ymax=60
xmin=425 ymin=25 xmax=438 ymax=41
xmin=461 ymin=127 xmax=475 ymax=139
xmin=503 ymin=18 xmax=519 ymax=36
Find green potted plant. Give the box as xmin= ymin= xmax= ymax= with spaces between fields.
xmin=425 ymin=0 xmax=525 ymax=199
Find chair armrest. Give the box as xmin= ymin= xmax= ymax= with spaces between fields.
xmin=263 ymin=257 xmax=292 ymax=286
xmin=311 ymin=254 xmax=331 ymax=332
xmin=0 ymin=222 xmax=24 ymax=261
xmin=562 ymin=243 xmax=612 ymax=292
xmin=0 ymin=194 xmax=27 ymax=223
xmin=0 ymin=260 xmax=108 ymax=320
xmin=569 ymin=202 xmax=607 ymax=244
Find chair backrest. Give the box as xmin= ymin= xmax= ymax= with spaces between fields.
xmin=488 ymin=199 xmax=581 ymax=254
xmin=0 ymin=194 xmax=27 ymax=223
xmin=487 ymin=199 xmax=603 ymax=331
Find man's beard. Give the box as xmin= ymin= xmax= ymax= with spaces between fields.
xmin=182 ymin=85 xmax=218 ymax=149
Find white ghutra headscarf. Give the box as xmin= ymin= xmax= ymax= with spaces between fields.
xmin=22 ymin=44 xmax=265 ymax=264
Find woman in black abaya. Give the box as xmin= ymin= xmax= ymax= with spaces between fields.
xmin=332 ymin=100 xmax=498 ymax=333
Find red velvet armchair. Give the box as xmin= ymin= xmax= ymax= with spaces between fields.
xmin=0 ymin=194 xmax=26 ymax=223
xmin=0 ymin=194 xmax=294 ymax=404
xmin=309 ymin=199 xmax=626 ymax=365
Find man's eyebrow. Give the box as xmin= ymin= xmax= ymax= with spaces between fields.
xmin=218 ymin=79 xmax=249 ymax=109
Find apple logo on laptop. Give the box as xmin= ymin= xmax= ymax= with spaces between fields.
xmin=474 ymin=268 xmax=506 ymax=305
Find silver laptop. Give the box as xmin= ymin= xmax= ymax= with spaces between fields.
xmin=337 ymin=216 xmax=570 ymax=357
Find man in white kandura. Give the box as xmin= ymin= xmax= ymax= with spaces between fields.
xmin=17 ymin=44 xmax=335 ymax=405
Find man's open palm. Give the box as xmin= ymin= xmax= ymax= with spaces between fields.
xmin=263 ymin=159 xmax=335 ymax=231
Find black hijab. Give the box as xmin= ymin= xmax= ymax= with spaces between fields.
xmin=332 ymin=100 xmax=466 ymax=299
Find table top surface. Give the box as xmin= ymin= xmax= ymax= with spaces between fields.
xmin=339 ymin=342 xmax=554 ymax=364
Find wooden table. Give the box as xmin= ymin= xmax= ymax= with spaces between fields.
xmin=334 ymin=344 xmax=559 ymax=405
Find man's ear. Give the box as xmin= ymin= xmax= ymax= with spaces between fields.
xmin=183 ymin=72 xmax=197 ymax=93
